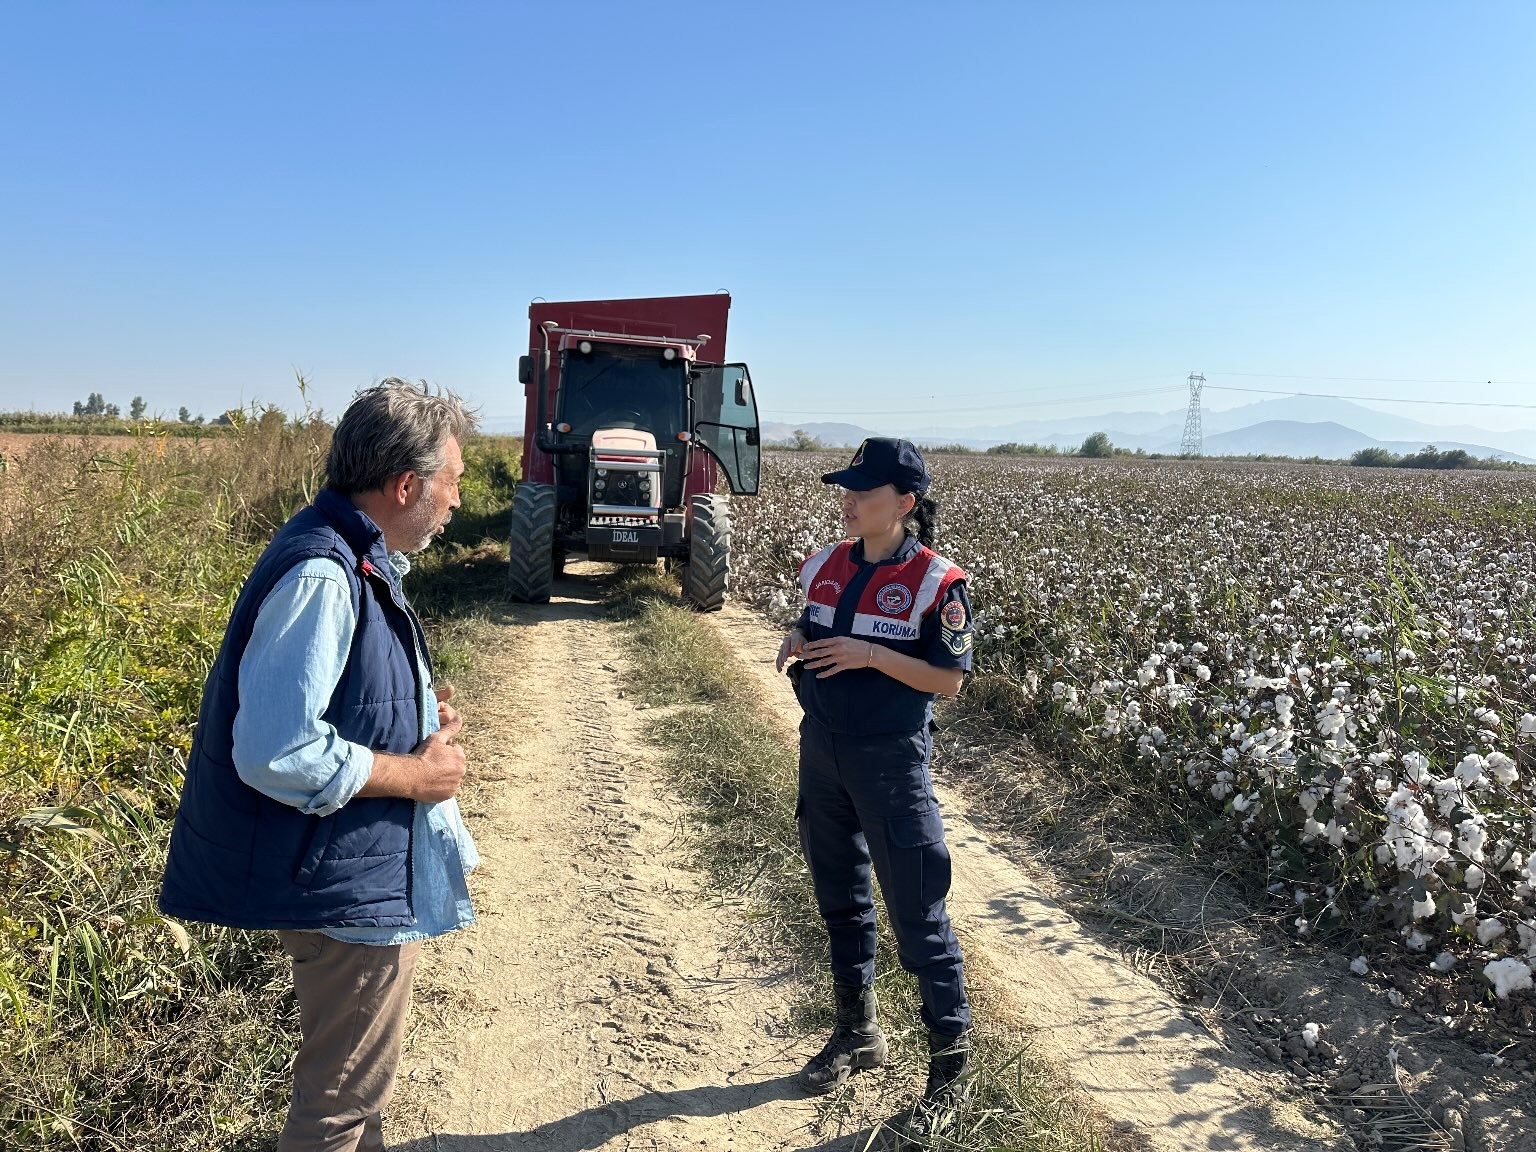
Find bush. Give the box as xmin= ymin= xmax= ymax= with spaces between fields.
xmin=1078 ymin=431 xmax=1114 ymax=458
xmin=986 ymin=441 xmax=1061 ymax=456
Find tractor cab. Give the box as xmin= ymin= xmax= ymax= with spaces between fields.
xmin=509 ymin=295 xmax=761 ymax=610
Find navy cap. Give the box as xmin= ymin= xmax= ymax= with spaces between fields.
xmin=821 ymin=437 xmax=931 ymax=494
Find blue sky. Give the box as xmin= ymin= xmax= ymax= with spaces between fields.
xmin=2 ymin=2 xmax=1533 ymax=434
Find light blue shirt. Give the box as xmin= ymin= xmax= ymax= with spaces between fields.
xmin=232 ymin=553 xmax=478 ymax=945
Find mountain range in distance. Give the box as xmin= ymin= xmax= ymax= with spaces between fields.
xmin=762 ymin=395 xmax=1536 ymax=464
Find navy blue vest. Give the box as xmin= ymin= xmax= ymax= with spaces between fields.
xmin=159 ymin=488 xmax=427 ymax=930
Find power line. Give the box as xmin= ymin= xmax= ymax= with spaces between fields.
xmin=1205 ymin=383 xmax=1536 ymax=412
xmin=1211 ymin=370 xmax=1536 ymax=387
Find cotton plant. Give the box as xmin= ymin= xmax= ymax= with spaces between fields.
xmin=733 ymin=452 xmax=1536 ymax=996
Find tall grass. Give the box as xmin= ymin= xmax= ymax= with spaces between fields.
xmin=0 ymin=419 xmax=525 ymax=1151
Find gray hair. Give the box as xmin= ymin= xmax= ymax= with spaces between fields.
xmin=326 ymin=378 xmax=477 ymax=495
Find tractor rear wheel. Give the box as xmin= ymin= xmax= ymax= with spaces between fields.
xmin=508 ymin=481 xmax=556 ymax=603
xmin=681 ymin=493 xmax=732 ymax=612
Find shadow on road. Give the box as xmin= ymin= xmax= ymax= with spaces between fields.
xmin=388 ymin=1073 xmax=877 ymax=1152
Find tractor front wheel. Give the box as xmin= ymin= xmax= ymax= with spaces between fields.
xmin=681 ymin=493 xmax=732 ymax=612
xmin=508 ymin=481 xmax=557 ymax=603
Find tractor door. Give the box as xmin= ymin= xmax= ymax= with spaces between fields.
xmin=691 ymin=363 xmax=761 ymax=496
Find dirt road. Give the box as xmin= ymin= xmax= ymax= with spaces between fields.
xmin=383 ymin=573 xmax=1347 ymax=1152
xmin=384 ymin=570 xmax=857 ymax=1152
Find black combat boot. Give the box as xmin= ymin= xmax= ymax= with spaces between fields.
xmin=894 ymin=1029 xmax=974 ymax=1143
xmin=797 ymin=981 xmax=888 ymax=1095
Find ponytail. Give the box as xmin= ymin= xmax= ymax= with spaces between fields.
xmin=901 ymin=492 xmax=939 ymax=549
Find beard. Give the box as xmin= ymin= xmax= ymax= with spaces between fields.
xmin=400 ymin=481 xmax=442 ymax=553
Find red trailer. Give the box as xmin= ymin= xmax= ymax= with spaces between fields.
xmin=508 ymin=293 xmax=761 ymax=609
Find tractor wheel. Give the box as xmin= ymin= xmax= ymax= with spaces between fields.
xmin=508 ymin=481 xmax=557 ymax=603
xmin=681 ymin=494 xmax=732 ymax=612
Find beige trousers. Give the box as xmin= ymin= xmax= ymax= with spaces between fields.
xmin=275 ymin=931 xmax=421 ymax=1152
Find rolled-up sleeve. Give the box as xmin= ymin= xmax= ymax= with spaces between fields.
xmin=232 ymin=559 xmax=375 ymax=817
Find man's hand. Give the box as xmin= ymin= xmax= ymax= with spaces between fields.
xmin=776 ymin=628 xmax=808 ymax=673
xmin=411 ymin=714 xmax=466 ymax=803
xmin=359 ymin=712 xmax=466 ymax=803
xmin=800 ymin=636 xmax=876 ymax=679
xmin=435 ymin=682 xmax=458 ymax=730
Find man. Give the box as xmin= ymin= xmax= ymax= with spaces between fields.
xmin=161 ymin=379 xmax=477 ymax=1152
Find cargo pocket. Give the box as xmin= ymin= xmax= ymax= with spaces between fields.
xmin=293 ymin=817 xmax=337 ymax=886
xmin=886 ymin=806 xmax=952 ymax=915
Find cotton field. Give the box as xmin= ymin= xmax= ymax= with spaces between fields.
xmin=734 ymin=452 xmax=1536 ymax=999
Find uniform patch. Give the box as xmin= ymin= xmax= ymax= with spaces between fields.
xmin=813 ymin=577 xmax=844 ymax=596
xmin=940 ymin=599 xmax=968 ymax=631
xmin=875 ymin=582 xmax=914 ymax=615
xmin=851 ymin=439 xmax=868 ymax=466
xmin=942 ymin=628 xmax=974 ymax=656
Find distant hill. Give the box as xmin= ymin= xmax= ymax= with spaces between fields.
xmin=1200 ymin=420 xmax=1534 ymax=463
xmin=759 ymin=421 xmax=876 ymax=448
xmin=495 ymin=398 xmax=1536 ymax=465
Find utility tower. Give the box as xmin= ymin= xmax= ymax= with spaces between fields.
xmin=1181 ymin=372 xmax=1206 ymax=456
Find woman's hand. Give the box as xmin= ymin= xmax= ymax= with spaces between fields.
xmin=776 ymin=628 xmax=808 ymax=673
xmin=800 ymin=636 xmax=877 ymax=679
xmin=435 ymin=682 xmax=459 ymax=731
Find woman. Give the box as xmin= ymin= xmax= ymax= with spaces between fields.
xmin=776 ymin=437 xmax=975 ymax=1131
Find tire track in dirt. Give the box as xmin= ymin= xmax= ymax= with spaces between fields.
xmin=703 ymin=603 xmax=1350 ymax=1152
xmin=385 ymin=568 xmax=861 ymax=1152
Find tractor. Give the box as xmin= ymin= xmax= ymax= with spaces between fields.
xmin=508 ymin=293 xmax=761 ymax=610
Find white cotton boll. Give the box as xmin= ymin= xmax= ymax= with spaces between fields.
xmin=1301 ymin=1022 xmax=1321 ymax=1048
xmin=1403 ymin=751 xmax=1434 ymax=784
xmin=1411 ymin=893 xmax=1437 ymax=920
xmin=1454 ymin=754 xmax=1485 ymax=786
xmin=1476 ymin=917 xmax=1507 ymax=945
xmin=1326 ymin=819 xmax=1348 ymax=848
xmin=1350 ymin=956 xmax=1370 ymax=976
xmin=1451 ymin=900 xmax=1478 ymax=927
xmin=1431 ymin=952 xmax=1456 ymax=973
xmin=1483 ymin=957 xmax=1534 ymax=999
xmin=1465 ymin=864 xmax=1486 ymax=889
xmin=1298 ymin=790 xmax=1320 ymax=816
xmin=1196 ymin=663 xmax=1211 ymax=682
xmin=1232 ymin=792 xmax=1252 ymax=813
xmin=1520 ymin=713 xmax=1536 ymax=738
xmin=1517 ymin=922 xmax=1536 ymax=958
xmin=1458 ymin=819 xmax=1487 ymax=864
xmin=1432 ymin=777 xmax=1461 ymax=816
xmin=1486 ymin=751 xmax=1519 ymax=786
xmin=1404 ymin=928 xmax=1433 ymax=952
